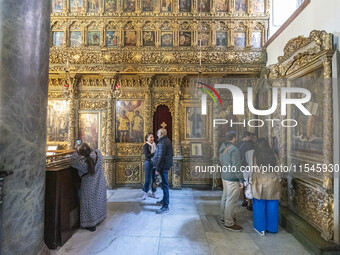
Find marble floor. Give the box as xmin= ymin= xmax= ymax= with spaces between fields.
xmin=53 ymin=188 xmax=312 ymax=255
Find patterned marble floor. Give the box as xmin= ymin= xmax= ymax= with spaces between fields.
xmin=52 ymin=188 xmax=312 ymax=255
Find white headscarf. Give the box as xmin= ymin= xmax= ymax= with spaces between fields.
xmin=146 ymin=142 xmax=156 ymax=153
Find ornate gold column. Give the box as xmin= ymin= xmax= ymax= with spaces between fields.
xmin=212 ymin=105 xmax=220 ymax=189
xmin=172 ymin=75 xmax=183 ymax=189
xmin=102 ymin=74 xmax=119 ymax=188
xmin=66 ymin=73 xmax=80 ymax=149
xmin=141 ymin=75 xmax=154 ymax=136
xmin=322 ymin=58 xmax=333 ymax=191
xmin=173 ymin=79 xmax=182 ymax=157
xmin=321 ymin=57 xmax=334 ymax=241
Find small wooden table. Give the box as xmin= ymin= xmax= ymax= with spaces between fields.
xmin=45 ymin=151 xmax=80 ymax=250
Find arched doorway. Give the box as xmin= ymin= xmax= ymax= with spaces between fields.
xmin=153 ymin=105 xmax=172 ymax=141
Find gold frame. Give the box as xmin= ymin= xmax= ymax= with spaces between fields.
xmin=267 ymin=30 xmax=334 ymax=241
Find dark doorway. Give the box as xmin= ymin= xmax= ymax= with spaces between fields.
xmin=153 ymin=105 xmax=172 ymax=141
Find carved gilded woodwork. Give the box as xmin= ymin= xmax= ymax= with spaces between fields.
xmin=80 ymin=92 xmax=107 ymax=99
xmin=116 ymin=144 xmax=144 ymax=156
xmin=322 ymin=58 xmax=333 ymax=190
xmin=267 ymin=30 xmax=335 ymax=241
xmin=291 ymin=178 xmax=334 ymax=240
xmin=116 ymin=162 xmax=142 ymax=183
xmin=172 ymin=159 xmax=182 ymax=189
xmin=101 ymin=110 xmax=107 ymax=153
xmin=79 ymin=100 xmax=108 ymax=109
xmin=49 ymin=0 xmax=269 ymax=189
xmin=48 ymin=92 xmax=66 ymax=99
xmin=103 ymin=158 xmax=114 ymax=188
xmin=182 ymin=161 xmax=210 ymax=185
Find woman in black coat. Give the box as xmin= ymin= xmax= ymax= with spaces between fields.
xmin=142 ymin=133 xmax=158 ymax=199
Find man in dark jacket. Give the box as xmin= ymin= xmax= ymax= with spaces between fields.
xmin=152 ymin=128 xmax=173 ymax=214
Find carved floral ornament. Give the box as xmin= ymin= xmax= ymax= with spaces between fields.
xmin=268 ymin=30 xmax=334 ymax=78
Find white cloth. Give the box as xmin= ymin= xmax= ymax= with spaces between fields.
xmin=147 ymin=142 xmax=156 ymax=153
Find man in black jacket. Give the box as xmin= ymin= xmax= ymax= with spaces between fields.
xmin=152 ymin=128 xmax=173 ymax=214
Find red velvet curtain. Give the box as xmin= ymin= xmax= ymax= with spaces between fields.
xmin=153 ymin=105 xmax=172 ymax=141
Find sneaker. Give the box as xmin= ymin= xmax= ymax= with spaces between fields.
xmin=149 ymin=193 xmax=159 ymax=199
xmin=156 ymin=200 xmax=163 ymax=205
xmin=242 ymin=201 xmax=247 ymax=207
xmin=156 ymin=207 xmax=169 ymax=214
xmin=254 ymin=228 xmax=265 ymax=236
xmin=224 ymin=224 xmax=243 ymax=232
xmin=220 ymin=218 xmax=236 ymax=224
xmin=143 ymin=193 xmax=147 ymax=200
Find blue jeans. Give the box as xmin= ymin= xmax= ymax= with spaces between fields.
xmin=142 ymin=161 xmax=156 ymax=193
xmin=253 ymin=198 xmax=279 ymax=233
xmin=160 ymin=168 xmax=169 ymax=208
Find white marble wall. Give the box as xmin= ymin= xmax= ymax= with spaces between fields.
xmin=0 ymin=0 xmax=51 ymax=254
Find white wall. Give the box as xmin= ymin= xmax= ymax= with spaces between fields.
xmin=266 ymin=0 xmax=340 ymax=66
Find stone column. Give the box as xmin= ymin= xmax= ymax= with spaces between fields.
xmin=0 ymin=0 xmax=51 ymax=254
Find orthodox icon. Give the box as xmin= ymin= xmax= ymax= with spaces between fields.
xmin=106 ymin=31 xmax=118 ymax=47
xmin=70 ymin=0 xmax=82 ymax=12
xmin=88 ymin=31 xmax=100 ymax=46
xmin=198 ymin=32 xmax=209 ymax=47
xmin=252 ymin=32 xmax=261 ymax=48
xmin=116 ymin=101 xmax=144 ymax=143
xmin=179 ymin=31 xmax=191 ymax=46
xmin=291 ymin=68 xmax=324 ymax=155
xmin=161 ymin=32 xmax=173 ymax=47
xmin=191 ymin=143 xmax=203 ymax=156
xmin=105 ymin=0 xmax=117 ymax=12
xmin=197 ymin=0 xmax=210 ymax=12
xmin=52 ymin=0 xmax=63 ymax=12
xmin=143 ymin=31 xmax=155 ymax=46
xmin=186 ymin=107 xmax=206 ymax=139
xmin=216 ymin=32 xmax=227 ymax=47
xmin=123 ymin=0 xmax=136 ymax=11
xmin=124 ymin=31 xmax=137 ymax=46
xmin=179 ymin=0 xmax=191 ymax=12
xmin=251 ymin=0 xmax=264 ymax=13
xmin=70 ymin=31 xmax=82 ymax=47
xmin=88 ymin=0 xmax=99 ymax=12
xmin=53 ymin=32 xmax=64 ymax=47
xmin=79 ymin=113 xmax=99 ymax=149
xmin=47 ymin=101 xmax=69 ymax=143
xmin=235 ymin=0 xmax=246 ymax=12
xmin=142 ymin=0 xmax=154 ymax=11
xmin=161 ymin=0 xmax=172 ymax=12
xmin=234 ymin=32 xmax=245 ymax=47
xmin=216 ymin=0 xmax=228 ymax=12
